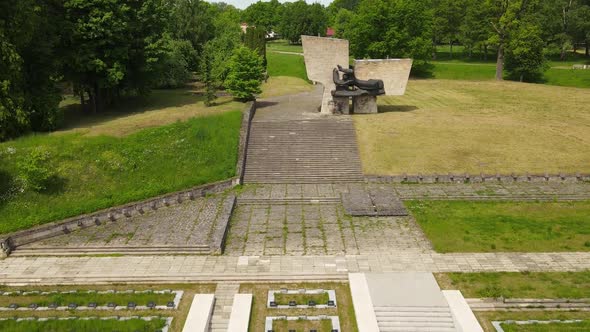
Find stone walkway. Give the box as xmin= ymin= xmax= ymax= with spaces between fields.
xmin=225 ymin=203 xmax=431 ymax=256
xmin=0 ymin=252 xmax=588 ymax=284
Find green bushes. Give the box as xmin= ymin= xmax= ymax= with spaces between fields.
xmin=17 ymin=148 xmax=56 ymax=192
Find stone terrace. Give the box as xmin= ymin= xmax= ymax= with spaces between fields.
xmin=13 ymin=195 xmax=235 ymax=256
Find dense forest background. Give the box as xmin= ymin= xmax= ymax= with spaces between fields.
xmin=1 ymin=0 xmax=589 ymax=141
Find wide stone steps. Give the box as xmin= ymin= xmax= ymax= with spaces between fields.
xmin=11 ymin=246 xmax=212 ymax=256
xmin=374 ymin=306 xmax=457 ymax=332
xmin=209 ymin=283 xmax=240 ymax=332
xmin=243 ymin=119 xmax=364 ymax=184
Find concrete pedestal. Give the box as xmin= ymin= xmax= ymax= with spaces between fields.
xmin=353 ymin=95 xmax=378 ymax=114
xmin=331 ymin=96 xmax=350 ymax=114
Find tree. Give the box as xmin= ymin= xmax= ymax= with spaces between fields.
xmin=570 ymin=2 xmax=590 ymax=56
xmin=225 ymin=46 xmax=265 ymax=101
xmin=434 ymin=0 xmax=467 ymax=59
xmin=278 ymin=1 xmax=328 ymax=43
xmin=167 ymin=0 xmax=215 ymax=69
xmin=505 ymin=23 xmax=548 ymax=81
xmin=487 ymin=0 xmax=538 ymax=80
xmin=0 ymin=0 xmax=62 ymax=141
xmin=460 ymin=0 xmax=493 ymax=59
xmin=201 ymin=48 xmax=216 ymax=106
xmin=346 ymin=0 xmax=433 ymax=72
xmin=202 ymin=6 xmax=243 ymax=85
xmin=62 ymin=0 xmax=168 ymax=112
xmin=242 ymin=0 xmax=283 ymax=33
xmin=244 ymin=26 xmax=267 ymax=68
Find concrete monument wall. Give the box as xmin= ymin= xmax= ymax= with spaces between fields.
xmin=301 ymin=35 xmax=349 ymax=114
xmin=354 ymin=59 xmax=413 ymax=96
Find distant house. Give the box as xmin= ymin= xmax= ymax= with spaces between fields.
xmin=326 ymin=27 xmax=335 ymax=37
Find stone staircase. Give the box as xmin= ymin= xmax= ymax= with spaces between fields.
xmin=374 ymin=306 xmax=456 ymax=332
xmin=243 ymin=119 xmax=364 ymax=184
xmin=209 ymin=283 xmax=240 ymax=332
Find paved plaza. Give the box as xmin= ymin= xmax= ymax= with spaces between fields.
xmin=0 ymin=252 xmax=588 ymax=285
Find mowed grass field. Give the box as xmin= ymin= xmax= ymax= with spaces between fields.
xmin=354 ymin=79 xmax=590 ymax=175
xmin=0 ymin=84 xmax=242 ymax=234
xmin=406 ymin=200 xmax=590 ymax=252
xmin=436 ymin=271 xmax=590 ymax=299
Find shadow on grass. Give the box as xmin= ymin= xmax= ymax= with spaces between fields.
xmin=378 ymin=105 xmax=418 ymax=113
xmin=60 ymin=84 xmax=208 ymax=131
xmin=41 ymin=175 xmax=68 ymax=195
xmin=0 ymin=170 xmax=12 ymax=207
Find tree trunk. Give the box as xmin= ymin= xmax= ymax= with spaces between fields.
xmin=484 ymin=44 xmax=488 ymax=61
xmin=520 ymin=74 xmax=523 ymax=82
xmin=79 ymin=91 xmax=85 ymax=109
xmin=450 ymin=41 xmax=453 ymax=59
xmin=586 ymin=40 xmax=589 ymax=57
xmin=432 ymin=40 xmax=437 ymax=60
xmin=495 ymin=40 xmax=504 ymax=81
xmin=560 ymin=45 xmax=566 ymax=61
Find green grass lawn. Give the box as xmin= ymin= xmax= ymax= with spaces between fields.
xmin=0 ymin=111 xmax=242 ymax=234
xmin=267 ymin=51 xmax=308 ymax=81
xmin=272 ymin=318 xmax=333 ymax=331
xmin=406 ymin=201 xmax=590 ymax=252
xmin=267 ymin=39 xmax=303 ymax=53
xmin=0 ymin=317 xmax=167 ymax=332
xmin=436 ymin=271 xmax=590 ymax=298
xmin=432 ymin=45 xmax=590 ymax=88
xmin=0 ymin=291 xmax=175 ymax=307
xmin=501 ymin=321 xmax=590 ymax=332
xmin=476 ymin=312 xmax=590 ymax=332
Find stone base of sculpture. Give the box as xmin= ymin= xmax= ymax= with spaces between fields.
xmin=352 ymin=95 xmax=377 ymax=114
xmin=331 ymin=96 xmax=350 ymax=114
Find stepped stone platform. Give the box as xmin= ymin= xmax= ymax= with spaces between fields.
xmin=243 ymin=86 xmax=364 ymax=184
xmin=13 ymin=195 xmax=236 ymax=256
xmin=351 ymin=272 xmax=483 ymax=332
xmin=342 ymin=184 xmax=408 ymax=216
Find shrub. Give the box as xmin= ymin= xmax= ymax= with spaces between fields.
xmin=225 ymin=46 xmax=265 ymax=101
xmin=17 ymin=147 xmax=55 ymax=192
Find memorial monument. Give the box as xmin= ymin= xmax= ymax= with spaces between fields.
xmin=301 ymin=35 xmax=412 ymax=114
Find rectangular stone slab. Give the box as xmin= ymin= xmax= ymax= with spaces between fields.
xmin=354 ymin=59 xmax=413 ymax=96
xmin=302 ymin=35 xmax=349 ymax=113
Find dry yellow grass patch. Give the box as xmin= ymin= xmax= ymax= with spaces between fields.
xmin=354 ymin=79 xmax=590 ymax=175
xmin=259 ymin=76 xmax=313 ymax=98
xmin=57 ymin=83 xmax=243 ymax=137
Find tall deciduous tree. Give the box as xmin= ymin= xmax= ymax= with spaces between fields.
xmin=278 ymin=1 xmax=328 ymax=43
xmin=346 ymin=0 xmax=433 ymax=72
xmin=460 ymin=0 xmax=493 ymax=59
xmin=505 ymin=22 xmax=548 ymax=81
xmin=487 ymin=0 xmax=538 ymax=80
xmin=62 ymin=0 xmax=168 ymax=112
xmin=0 ymin=0 xmax=62 ymax=141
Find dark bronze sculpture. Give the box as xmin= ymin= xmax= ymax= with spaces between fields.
xmin=331 ymin=65 xmax=385 ymax=97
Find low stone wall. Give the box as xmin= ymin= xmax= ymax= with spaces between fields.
xmin=366 ymin=173 xmax=590 ymax=184
xmin=0 ymin=179 xmax=235 ymax=256
xmin=235 ymin=101 xmax=256 ymax=185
